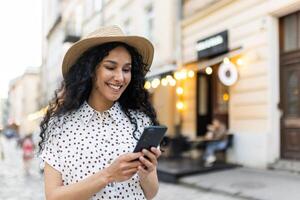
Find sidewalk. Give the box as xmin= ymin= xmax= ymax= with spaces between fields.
xmin=179 ymin=167 xmax=300 ymax=200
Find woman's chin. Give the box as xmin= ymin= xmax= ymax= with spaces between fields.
xmin=107 ymin=94 xmax=121 ymax=102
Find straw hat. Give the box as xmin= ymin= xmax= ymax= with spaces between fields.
xmin=62 ymin=25 xmax=154 ymax=77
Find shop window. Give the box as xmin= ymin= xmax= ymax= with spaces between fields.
xmin=287 ymin=70 xmax=299 ymax=116
xmin=281 ymin=12 xmax=300 ymax=52
xmin=283 ymin=14 xmax=298 ymax=52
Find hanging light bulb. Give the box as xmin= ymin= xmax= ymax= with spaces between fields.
xmin=223 ymin=93 xmax=229 ymax=101
xmin=174 ymin=71 xmax=181 ymax=80
xmin=166 ymin=75 xmax=173 ymax=82
xmin=161 ymin=78 xmax=168 ymax=86
xmin=205 ymin=67 xmax=213 ymax=75
xmin=176 ymin=101 xmax=184 ymax=110
xmin=188 ymin=70 xmax=195 ymax=78
xmin=223 ymin=57 xmax=230 ymax=64
xmin=237 ymin=58 xmax=244 ymax=66
xmin=144 ymin=81 xmax=151 ymax=89
xmin=151 ymin=78 xmax=160 ymax=88
xmin=176 ymin=87 xmax=184 ymax=95
xmin=169 ymin=78 xmax=176 ymax=86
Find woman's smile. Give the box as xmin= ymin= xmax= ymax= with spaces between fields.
xmin=106 ymin=82 xmax=123 ymax=92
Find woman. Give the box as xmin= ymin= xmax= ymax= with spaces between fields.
xmin=39 ymin=26 xmax=161 ymax=200
xmin=22 ymin=134 xmax=35 ymax=175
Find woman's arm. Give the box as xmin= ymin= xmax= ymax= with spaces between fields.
xmin=138 ymin=148 xmax=161 ymax=200
xmin=44 ymin=152 xmax=142 ymax=200
xmin=44 ymin=163 xmax=111 ymax=200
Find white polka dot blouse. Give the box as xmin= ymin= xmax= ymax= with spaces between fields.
xmin=40 ymin=101 xmax=152 ymax=200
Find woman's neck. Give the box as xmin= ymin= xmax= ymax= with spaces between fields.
xmin=87 ymin=94 xmax=114 ymax=112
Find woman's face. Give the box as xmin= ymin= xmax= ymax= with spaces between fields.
xmin=91 ymin=46 xmax=132 ymax=105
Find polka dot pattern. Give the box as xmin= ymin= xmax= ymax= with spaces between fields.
xmin=40 ymin=101 xmax=152 ymax=200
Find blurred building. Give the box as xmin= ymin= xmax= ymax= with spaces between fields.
xmin=174 ymin=0 xmax=300 ymax=168
xmin=0 ymin=98 xmax=8 ymax=130
xmin=7 ymin=67 xmax=40 ymax=136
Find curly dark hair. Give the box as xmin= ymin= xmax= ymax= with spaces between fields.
xmin=38 ymin=42 xmax=159 ymax=154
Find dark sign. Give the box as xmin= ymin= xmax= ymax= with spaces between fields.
xmin=196 ymin=30 xmax=228 ymax=59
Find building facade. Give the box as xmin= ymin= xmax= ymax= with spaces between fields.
xmin=179 ymin=0 xmax=300 ymax=168
xmin=0 ymin=98 xmax=8 ymax=130
xmin=8 ymin=68 xmax=40 ymax=136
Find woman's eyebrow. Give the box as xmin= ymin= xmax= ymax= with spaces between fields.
xmin=103 ymin=60 xmax=132 ymax=66
xmin=103 ymin=60 xmax=117 ymax=65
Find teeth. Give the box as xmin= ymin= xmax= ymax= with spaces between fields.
xmin=108 ymin=84 xmax=122 ymax=90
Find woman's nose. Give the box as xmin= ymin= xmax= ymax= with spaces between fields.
xmin=113 ymin=70 xmax=124 ymax=82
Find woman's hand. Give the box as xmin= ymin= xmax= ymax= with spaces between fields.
xmin=137 ymin=147 xmax=161 ymax=178
xmin=105 ymin=152 xmax=142 ymax=183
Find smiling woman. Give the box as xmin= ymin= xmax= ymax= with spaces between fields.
xmin=38 ymin=26 xmax=161 ymax=200
xmin=88 ymin=46 xmax=132 ymax=111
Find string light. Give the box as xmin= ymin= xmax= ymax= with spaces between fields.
xmin=223 ymin=57 xmax=230 ymax=64
xmin=176 ymin=87 xmax=184 ymax=95
xmin=205 ymin=67 xmax=213 ymax=75
xmin=174 ymin=71 xmax=181 ymax=80
xmin=237 ymin=58 xmax=244 ymax=66
xmin=176 ymin=101 xmax=184 ymax=110
xmin=161 ymin=78 xmax=168 ymax=86
xmin=144 ymin=81 xmax=151 ymax=89
xmin=169 ymin=78 xmax=176 ymax=86
xmin=151 ymin=78 xmax=160 ymax=88
xmin=188 ymin=70 xmax=195 ymax=78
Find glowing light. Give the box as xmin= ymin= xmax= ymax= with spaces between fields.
xmin=166 ymin=75 xmax=173 ymax=81
xmin=144 ymin=81 xmax=151 ymax=89
xmin=161 ymin=78 xmax=168 ymax=86
xmin=237 ymin=58 xmax=244 ymax=66
xmin=205 ymin=67 xmax=213 ymax=75
xmin=188 ymin=70 xmax=195 ymax=78
xmin=151 ymin=78 xmax=160 ymax=88
xmin=169 ymin=78 xmax=176 ymax=86
xmin=176 ymin=87 xmax=184 ymax=95
xmin=174 ymin=71 xmax=182 ymax=80
xmin=223 ymin=57 xmax=230 ymax=64
xmin=176 ymin=101 xmax=184 ymax=110
xmin=223 ymin=93 xmax=229 ymax=101
xmin=181 ymin=70 xmax=187 ymax=80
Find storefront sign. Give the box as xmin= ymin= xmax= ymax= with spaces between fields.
xmin=196 ymin=30 xmax=228 ymax=59
xmin=218 ymin=60 xmax=238 ymax=86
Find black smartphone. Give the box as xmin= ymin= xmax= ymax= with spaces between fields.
xmin=133 ymin=125 xmax=168 ymax=153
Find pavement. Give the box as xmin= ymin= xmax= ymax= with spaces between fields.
xmin=179 ymin=166 xmax=300 ymax=200
xmin=1 ymin=136 xmax=300 ymax=200
xmin=0 ymin=137 xmax=44 ymax=200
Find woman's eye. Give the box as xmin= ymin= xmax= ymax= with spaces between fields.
xmin=105 ymin=66 xmax=114 ymax=70
xmin=123 ymin=68 xmax=131 ymax=73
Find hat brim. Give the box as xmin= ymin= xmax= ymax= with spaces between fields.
xmin=62 ymin=36 xmax=154 ymax=78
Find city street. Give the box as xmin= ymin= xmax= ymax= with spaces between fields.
xmin=0 ymin=136 xmax=245 ymax=200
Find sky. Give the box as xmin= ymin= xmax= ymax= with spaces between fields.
xmin=0 ymin=0 xmax=42 ymax=98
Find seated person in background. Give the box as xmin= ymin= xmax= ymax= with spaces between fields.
xmin=203 ymin=119 xmax=228 ymax=166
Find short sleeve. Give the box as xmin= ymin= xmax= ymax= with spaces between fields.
xmin=39 ymin=118 xmax=62 ymax=173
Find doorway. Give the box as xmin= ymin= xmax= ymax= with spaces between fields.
xmin=279 ymin=12 xmax=300 ymax=160
xmin=196 ymin=64 xmax=229 ymax=136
